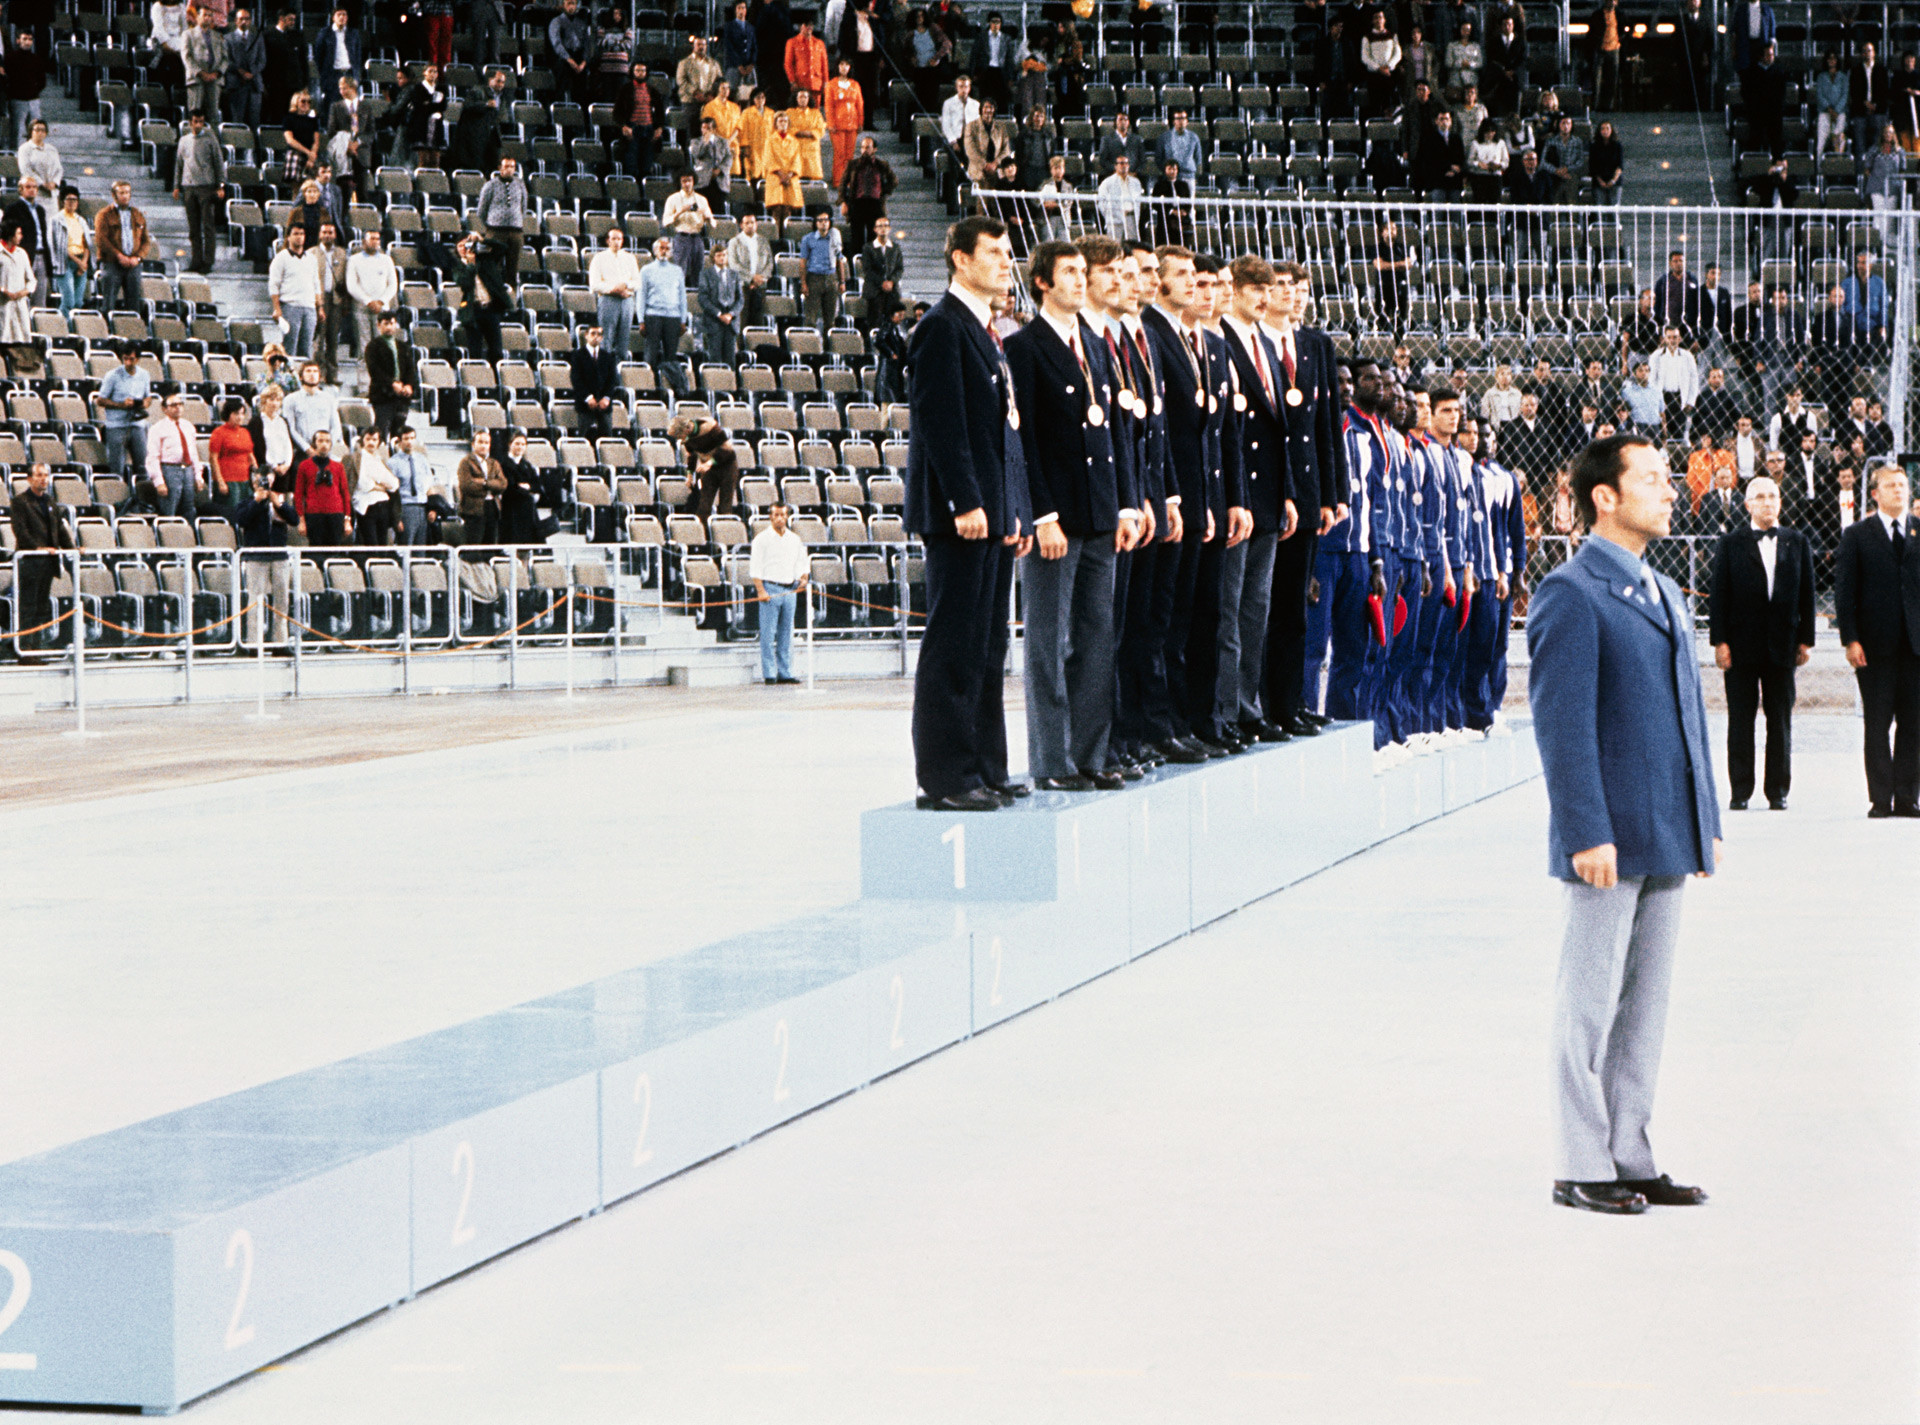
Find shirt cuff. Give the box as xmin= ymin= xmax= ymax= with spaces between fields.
xmin=1119 ymin=508 xmax=1140 ymax=520
xmin=1033 ymin=512 xmax=1060 ymax=526
xmin=1164 ymin=496 xmax=1181 ymax=507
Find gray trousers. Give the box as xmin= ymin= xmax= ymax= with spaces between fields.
xmin=1216 ymin=530 xmax=1278 ymax=727
xmin=1551 ymin=874 xmax=1687 ymax=1182
xmin=1022 ymin=533 xmax=1117 ymax=780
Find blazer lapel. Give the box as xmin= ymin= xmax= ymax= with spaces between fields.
xmin=1224 ymin=325 xmax=1278 ymax=422
xmin=1582 ymin=546 xmax=1670 ymax=631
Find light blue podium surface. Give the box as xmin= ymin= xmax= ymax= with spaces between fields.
xmin=0 ymin=722 xmax=1536 ymax=1414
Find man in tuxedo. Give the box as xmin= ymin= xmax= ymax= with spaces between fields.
xmin=1709 ymin=475 xmax=1815 ymax=811
xmin=1005 ymin=240 xmax=1139 ymax=792
xmin=906 ymin=216 xmax=1033 ymax=811
xmin=362 ymin=311 xmax=419 ymax=442
xmin=1141 ymin=245 xmax=1224 ymax=763
xmin=1528 ymin=434 xmax=1721 ymax=1215
xmin=1835 ymin=465 xmax=1920 ymax=817
xmin=1216 ymin=256 xmax=1298 ymax=744
xmin=568 ymin=325 xmax=622 ymax=445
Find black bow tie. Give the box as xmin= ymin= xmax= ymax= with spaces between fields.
xmin=1755 ymin=528 xmax=1776 ymax=541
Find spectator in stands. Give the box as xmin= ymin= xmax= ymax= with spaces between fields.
xmin=874 ymin=300 xmax=918 ymax=404
xmin=1099 ymin=111 xmax=1144 ymax=180
xmin=16 ymin=118 xmax=59 ymax=206
xmin=756 ymin=0 xmax=798 ymax=107
xmin=1501 ymin=392 xmax=1556 ymax=492
xmin=1838 ymin=395 xmax=1873 ymax=450
xmin=1863 ymin=124 xmax=1905 ymax=234
xmin=856 ymin=215 xmax=903 ymax=328
xmin=670 ymin=412 xmax=741 ymax=518
xmin=1813 ymin=51 xmax=1850 ymax=158
xmin=345 ymin=230 xmax=396 ymax=369
xmin=454 ymin=234 xmax=509 ymax=364
xmin=1581 ymin=118 xmax=1624 ymax=206
xmin=282 ymin=89 xmax=321 ymax=181
xmin=394 ymin=64 xmax=447 ymax=168
xmin=450 ymin=72 xmax=508 ymax=176
xmin=639 ymin=235 xmax=689 ymax=389
xmin=594 ymin=9 xmax=634 ymax=104
xmin=1808 ymin=283 xmax=1859 ymax=409
xmin=1852 ymin=41 xmax=1890 ymax=157
xmin=93 ymin=345 xmax=153 ymax=482
xmin=311 ymin=9 xmax=363 ymax=117
xmin=1744 ymin=42 xmax=1786 ymax=156
xmin=1467 ymin=118 xmax=1510 ymax=201
xmin=784 ymin=18 xmax=828 ymax=110
xmin=237 ymin=460 xmax=296 ymax=559
xmin=1372 ymin=217 xmax=1411 ymax=324
xmin=560 ymin=321 xmax=616 ymax=446
xmin=1692 ymin=366 xmax=1739 ymax=442
xmin=838 ymin=135 xmax=894 ymax=252
xmin=172 ymin=111 xmax=226 ymax=278
xmin=1365 ymin=133 xmax=1411 ymax=192
xmin=262 ymin=11 xmax=304 ymax=126
xmin=223 ymin=9 xmax=264 ymax=130
xmin=1864 ymin=399 xmax=1895 ymax=459
xmin=1096 ymin=154 xmax=1143 ymax=241
xmin=940 ymin=72 xmax=980 ymax=158
xmin=693 ymin=245 xmax=743 ymax=365
xmin=286 ymin=360 xmax=343 ymax=453
xmin=1684 ymin=429 xmax=1728 ymax=513
xmin=820 ymin=60 xmax=863 ymax=188
xmin=258 ymin=344 xmax=299 ymax=399
xmin=1620 ymin=359 xmax=1662 ymax=434
xmin=1540 ymin=115 xmax=1585 ymax=204
xmin=1359 ymin=12 xmax=1403 ymax=118
xmin=1013 ymin=105 xmax=1052 ymax=191
xmin=1035 ymin=155 xmax=1075 ymax=240
xmin=92 ymin=180 xmax=149 ymax=314
xmin=325 ymin=80 xmax=372 ymax=201
xmin=1316 ymin=17 xmax=1353 ymax=119
xmin=722 ymin=0 xmax=758 ymax=95
xmin=1149 ymin=159 xmax=1195 ymax=247
xmin=180 ymin=8 xmax=224 ymax=128
xmin=1689 ymin=458 xmax=1746 ymax=536
xmin=385 ymin=426 xmax=436 ymax=544
xmin=548 ymin=0 xmax=597 ymax=107
xmin=1895 ymin=54 xmax=1920 ymax=154
xmin=364 ymin=311 xmax=418 ymax=442
xmin=1843 ymin=251 xmax=1889 ymax=349
xmin=906 ymin=10 xmax=943 ymax=115
xmin=0 ymin=176 xmax=48 ymax=308
xmin=798 ymin=208 xmax=846 ymax=335
xmin=970 ymin=11 xmax=1015 ymax=111
xmin=751 ymin=501 xmax=809 ymax=683
xmin=501 ymin=429 xmax=558 ymax=545
xmin=1454 ymin=83 xmax=1489 ymax=144
xmin=1650 ymin=326 xmax=1699 ymax=437
xmin=146 ymin=392 xmax=208 ymax=522
xmin=1769 ymin=384 xmax=1813 ymax=451
xmin=1484 ymin=13 xmax=1526 ymax=117
xmin=582 ymin=228 xmax=637 ymax=357
xmin=475 ymin=156 xmax=528 ymax=286
xmin=660 ymin=171 xmax=712 ymax=286
xmin=3 ymin=29 xmax=46 ymax=151
xmin=295 ymin=427 xmax=351 ymax=545
xmin=1158 ymin=109 xmax=1201 ymax=186
xmin=455 ymin=430 xmax=506 ymax=546
xmin=346 ymin=429 xmax=398 ymax=545
xmin=1730 ymin=413 xmax=1763 ymax=482
xmin=1782 ymin=428 xmax=1834 ymax=528
xmin=1415 ymin=109 xmax=1466 ymax=200
xmin=615 ymin=60 xmax=663 ymax=183
xmin=311 ymin=221 xmax=349 ymax=384
xmin=1446 ymin=18 xmax=1482 ymax=97
xmin=762 ymin=111 xmax=804 ymax=226
xmin=963 ymin=98 xmax=1011 ymax=184
xmin=1588 ymin=0 xmax=1623 ymax=110
xmin=9 ymin=462 xmax=70 ymax=650
xmin=1404 ymin=26 xmax=1439 ymax=106
xmin=268 ymin=226 xmax=321 ymax=358
xmin=1483 ymin=361 xmax=1522 ymax=427
xmin=51 ymin=186 xmax=87 ymax=319
xmin=1617 ymin=286 xmax=1659 ymax=373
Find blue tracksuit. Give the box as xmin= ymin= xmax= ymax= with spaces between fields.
xmin=1357 ymin=421 xmax=1412 ymax=746
xmin=1314 ymin=406 xmax=1395 ymax=726
xmin=1428 ymin=440 xmax=1476 ymax=732
xmin=1464 ymin=454 xmax=1524 ymax=726
xmin=1386 ymin=432 xmax=1447 ymax=743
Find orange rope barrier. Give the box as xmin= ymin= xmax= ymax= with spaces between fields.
xmin=263 ymin=591 xmax=576 ymax=654
xmin=80 ymin=599 xmax=264 ymax=640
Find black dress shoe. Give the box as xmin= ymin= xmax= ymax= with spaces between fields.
xmin=776 ymin=676 xmax=801 ymax=684
xmin=1155 ymin=739 xmax=1208 ymax=764
xmin=764 ymin=677 xmax=777 ymax=685
xmin=1896 ymin=804 xmax=1920 ymax=818
xmin=1114 ymin=761 xmax=1145 ymax=781
xmin=1729 ymin=798 xmax=1749 ymax=811
xmin=1213 ymin=730 xmax=1250 ymax=754
xmin=1284 ymin=714 xmax=1321 ymax=737
xmin=1188 ymin=735 xmax=1231 ymax=759
xmin=1035 ymin=774 xmax=1098 ymax=792
xmin=1617 ymin=1174 xmax=1708 ymax=1206
xmin=1239 ymin=719 xmax=1292 ymax=743
xmin=995 ymin=781 xmax=1032 ymax=799
xmin=1552 ymin=1180 xmax=1648 ymax=1215
xmin=915 ymin=788 xmax=1002 ymax=812
xmin=1300 ymin=709 xmax=1333 ymax=727
xmin=1081 ymin=768 xmax=1127 ymax=790
xmin=1869 ymin=806 xmax=1894 ymax=819
xmin=1768 ymin=797 xmax=1787 ymax=811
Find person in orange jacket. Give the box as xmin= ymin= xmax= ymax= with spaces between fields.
xmin=787 ymin=86 xmax=826 ymax=181
xmin=784 ymin=16 xmax=828 ymax=100
xmin=823 ymin=56 xmax=865 ymax=186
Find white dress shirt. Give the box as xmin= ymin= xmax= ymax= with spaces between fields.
xmin=749 ymin=525 xmax=810 ymax=584
xmin=940 ymin=94 xmax=979 ymax=145
xmin=1752 ymin=522 xmax=1778 ymax=597
xmin=589 ymin=247 xmax=643 ymax=298
xmin=345 ymin=249 xmax=398 ymax=307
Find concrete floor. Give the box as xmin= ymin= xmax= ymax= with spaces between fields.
xmin=1 ymin=704 xmax=1912 ymax=1424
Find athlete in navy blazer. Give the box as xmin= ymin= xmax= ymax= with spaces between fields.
xmin=1527 ymin=434 xmax=1719 ymax=1215
xmin=905 ymin=217 xmax=1032 ymax=811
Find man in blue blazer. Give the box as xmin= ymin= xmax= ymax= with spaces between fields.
xmin=906 ymin=216 xmax=1033 ymax=811
xmin=1527 ymin=434 xmax=1722 ymax=1215
xmin=310 ymin=9 xmax=365 ymax=113
xmin=1005 ymin=240 xmax=1140 ymax=792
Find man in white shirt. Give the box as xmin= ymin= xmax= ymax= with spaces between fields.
xmin=1648 ymin=324 xmax=1700 ymax=438
xmin=749 ymin=500 xmax=809 ymax=683
xmin=284 ymin=360 xmax=342 ymax=453
xmin=587 ymin=227 xmax=642 ymax=358
xmin=1096 ymin=155 xmax=1143 ymax=241
xmin=940 ymin=74 xmax=980 ymax=148
xmin=344 ymin=229 xmax=397 ymax=377
xmin=145 ymin=391 xmax=207 ymax=522
xmin=1730 ymin=413 xmax=1761 ymax=482
xmin=268 ymin=226 xmax=321 ymax=358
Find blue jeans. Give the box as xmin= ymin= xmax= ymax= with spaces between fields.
xmin=11 ymin=99 xmax=40 ymax=150
xmin=281 ymin=302 xmax=316 ymax=357
xmin=759 ymin=582 xmax=796 ymax=679
xmin=57 ymin=259 xmax=87 ymax=317
xmin=157 ymin=464 xmax=201 ymax=523
xmin=597 ymin=294 xmax=633 ymax=359
xmin=105 ymin=423 xmax=148 ymax=483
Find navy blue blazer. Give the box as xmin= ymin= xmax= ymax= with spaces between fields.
xmin=1095 ymin=321 xmax=1155 ymax=524
xmin=1527 ymin=535 xmax=1722 ymax=881
xmin=905 ymin=294 xmax=1031 ymax=541
xmin=1296 ymin=325 xmax=1344 ymax=512
xmin=1004 ymin=314 xmax=1132 ymax=536
xmin=1141 ymin=305 xmax=1209 ymax=512
xmin=1119 ymin=320 xmax=1170 ymax=526
xmin=1203 ymin=327 xmax=1241 ymax=519
xmin=1219 ymin=321 xmax=1290 ymax=530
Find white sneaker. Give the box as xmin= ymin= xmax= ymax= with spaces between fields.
xmin=1489 ymin=716 xmax=1514 ymax=739
xmin=1411 ymin=732 xmax=1438 ymax=754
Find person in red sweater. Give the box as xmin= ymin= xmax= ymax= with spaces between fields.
xmin=295 ymin=428 xmax=352 ymax=545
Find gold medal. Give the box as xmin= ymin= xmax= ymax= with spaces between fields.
xmin=1285 ymin=387 xmax=1304 ymax=406
xmin=1208 ymin=394 xmax=1218 ymax=413
xmin=1088 ymin=403 xmax=1104 ymax=426
xmin=1195 ymin=388 xmax=1206 ymax=407
xmin=1232 ymin=392 xmax=1248 ymax=413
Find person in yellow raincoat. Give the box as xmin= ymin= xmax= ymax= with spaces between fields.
xmin=703 ymin=81 xmax=745 ymax=178
xmin=738 ymin=87 xmax=773 ymax=183
xmin=786 ymin=87 xmax=826 ymax=182
xmin=762 ymin=110 xmax=804 ymax=225
xmin=822 ymin=56 xmax=864 ymax=187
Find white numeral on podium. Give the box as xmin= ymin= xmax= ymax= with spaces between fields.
xmin=631 ymin=1072 xmax=655 ymax=1167
xmin=940 ymin=822 xmax=966 ymax=889
xmin=888 ymin=974 xmax=907 ymax=1050
xmin=988 ymin=936 xmax=1004 ymax=1006
xmin=223 ymin=1229 xmax=256 ymax=1351
xmin=0 ymin=1250 xmax=35 ymax=1370
xmin=450 ymin=1142 xmax=477 ymax=1246
xmin=772 ymin=1018 xmax=792 ymax=1102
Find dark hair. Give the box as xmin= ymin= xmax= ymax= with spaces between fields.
xmin=1076 ymin=233 xmax=1124 ymax=268
xmin=221 ymin=397 xmax=248 ymax=420
xmin=1428 ymin=383 xmax=1460 ymax=406
xmin=189 ymin=108 xmax=208 ymax=122
xmin=1027 ymin=239 xmax=1082 ymax=303
xmin=944 ymin=215 xmax=1007 ymax=274
xmin=1194 ymin=253 xmax=1223 ymax=275
xmin=1570 ymin=434 xmax=1656 ymax=527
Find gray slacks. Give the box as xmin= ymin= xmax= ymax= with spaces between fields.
xmin=1551 ymin=874 xmax=1687 ymax=1182
xmin=1216 ymin=529 xmax=1278 ymax=727
xmin=1022 ymin=534 xmax=1117 ymax=780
